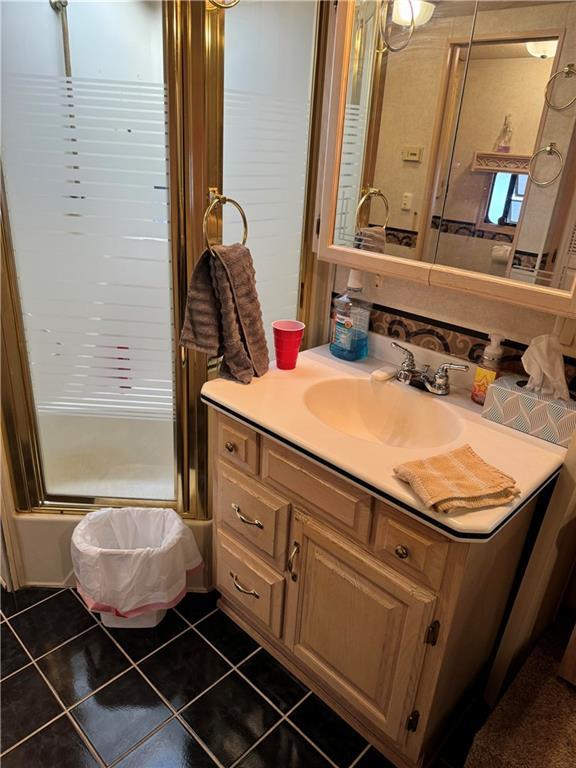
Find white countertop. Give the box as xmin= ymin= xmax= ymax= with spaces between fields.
xmin=202 ymin=345 xmax=566 ymax=541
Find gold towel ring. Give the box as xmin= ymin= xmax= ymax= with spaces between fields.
xmin=544 ymin=63 xmax=576 ymax=111
xmin=207 ymin=0 xmax=240 ymax=9
xmin=356 ymin=187 xmax=390 ymax=231
xmin=203 ymin=194 xmax=248 ymax=257
xmin=528 ymin=142 xmax=564 ymax=187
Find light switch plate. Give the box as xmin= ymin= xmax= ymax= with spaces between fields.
xmin=401 ymin=145 xmax=423 ymax=162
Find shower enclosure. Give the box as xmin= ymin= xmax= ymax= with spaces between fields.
xmin=1 ymin=0 xmax=325 ymax=523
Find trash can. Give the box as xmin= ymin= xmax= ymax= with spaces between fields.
xmin=71 ymin=507 xmax=203 ymax=629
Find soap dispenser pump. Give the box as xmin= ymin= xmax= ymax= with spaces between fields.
xmin=471 ymin=333 xmax=504 ymax=405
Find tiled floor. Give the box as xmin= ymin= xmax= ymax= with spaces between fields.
xmin=0 ymin=587 xmax=478 ymax=768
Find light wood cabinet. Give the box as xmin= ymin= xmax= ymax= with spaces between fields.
xmin=284 ymin=511 xmax=436 ymax=745
xmin=210 ymin=411 xmax=539 ymax=768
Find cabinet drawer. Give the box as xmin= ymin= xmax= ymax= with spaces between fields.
xmin=261 ymin=439 xmax=372 ymax=543
xmin=372 ymin=502 xmax=449 ymax=590
xmin=217 ymin=531 xmax=285 ymax=637
xmin=216 ymin=462 xmax=290 ymax=569
xmin=217 ymin=413 xmax=259 ymax=475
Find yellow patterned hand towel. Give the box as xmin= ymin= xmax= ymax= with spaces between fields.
xmin=393 ymin=445 xmax=520 ymax=514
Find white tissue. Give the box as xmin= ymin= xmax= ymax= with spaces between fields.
xmin=521 ymin=334 xmax=569 ymax=401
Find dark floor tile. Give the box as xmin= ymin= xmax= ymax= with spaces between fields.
xmin=139 ymin=629 xmax=230 ymax=710
xmin=116 ymin=718 xmax=218 ymax=768
xmin=437 ymin=699 xmax=488 ymax=768
xmin=195 ymin=610 xmax=258 ymax=664
xmin=71 ymin=669 xmax=171 ymax=765
xmin=38 ymin=625 xmax=130 ymax=706
xmin=289 ymin=693 xmax=367 ymax=768
xmin=355 ymin=746 xmax=396 ymax=767
xmin=239 ymin=649 xmax=308 ymax=713
xmin=104 ymin=609 xmax=187 ymax=662
xmin=235 ymin=721 xmax=331 ymax=768
xmin=0 ymin=665 xmax=63 ymax=751
xmin=9 ymin=590 xmax=96 ymax=659
xmin=175 ymin=591 xmax=219 ymax=625
xmin=1 ymin=715 xmax=99 ymax=768
xmin=1 ymin=586 xmax=62 ymax=618
xmin=1 ymin=623 xmax=30 ymax=678
xmin=181 ymin=671 xmax=279 ymax=767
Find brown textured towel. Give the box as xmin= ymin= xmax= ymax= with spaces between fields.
xmin=180 ymin=243 xmax=269 ymax=384
xmin=394 ymin=444 xmax=520 ymax=514
xmin=355 ymin=226 xmax=387 ymax=254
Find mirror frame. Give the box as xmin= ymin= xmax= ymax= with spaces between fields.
xmin=318 ymin=0 xmax=576 ymax=318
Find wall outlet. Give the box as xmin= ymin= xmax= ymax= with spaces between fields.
xmin=401 ymin=192 xmax=413 ymax=211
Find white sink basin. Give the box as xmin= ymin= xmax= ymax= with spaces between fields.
xmin=304 ymin=378 xmax=462 ymax=449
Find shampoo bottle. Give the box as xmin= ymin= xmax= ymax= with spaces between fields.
xmin=471 ymin=333 xmax=504 ymax=405
xmin=329 ymin=270 xmax=371 ymax=361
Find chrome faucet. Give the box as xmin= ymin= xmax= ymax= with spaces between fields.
xmin=391 ymin=342 xmax=469 ymax=396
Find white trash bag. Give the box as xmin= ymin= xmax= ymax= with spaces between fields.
xmin=72 ymin=507 xmax=203 ymax=628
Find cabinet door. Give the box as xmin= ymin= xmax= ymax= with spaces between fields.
xmin=284 ymin=512 xmax=436 ymax=744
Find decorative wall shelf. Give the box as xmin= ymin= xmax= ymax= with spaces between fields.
xmin=470 ymin=151 xmax=531 ymax=173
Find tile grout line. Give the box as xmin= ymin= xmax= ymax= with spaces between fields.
xmin=348 ymin=743 xmax=371 ymax=768
xmin=0 ymin=615 xmax=106 ymax=768
xmin=226 ymin=690 xmax=315 ymax=768
xmin=1 ymin=588 xmax=67 ymax=621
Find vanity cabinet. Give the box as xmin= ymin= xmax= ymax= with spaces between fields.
xmin=211 ymin=411 xmax=536 ymax=767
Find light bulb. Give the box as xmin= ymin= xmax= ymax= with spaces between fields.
xmin=526 ymin=40 xmax=558 ymax=59
xmin=392 ymin=0 xmax=435 ymax=28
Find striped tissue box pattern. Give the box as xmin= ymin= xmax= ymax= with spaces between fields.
xmin=482 ymin=375 xmax=576 ymax=448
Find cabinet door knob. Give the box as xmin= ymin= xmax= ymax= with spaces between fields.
xmin=395 ymin=545 xmax=409 ymax=560
xmin=232 ymin=503 xmax=263 ymax=529
xmin=224 ymin=441 xmax=236 ymax=454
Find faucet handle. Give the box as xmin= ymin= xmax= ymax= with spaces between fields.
xmin=391 ymin=341 xmax=415 ymax=369
xmin=435 ymin=362 xmax=469 ymax=376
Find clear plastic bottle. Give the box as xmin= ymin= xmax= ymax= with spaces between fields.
xmin=329 ymin=270 xmax=371 ymax=361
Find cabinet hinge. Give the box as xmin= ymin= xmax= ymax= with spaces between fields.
xmin=406 ymin=710 xmax=420 ymax=732
xmin=425 ymin=620 xmax=440 ymax=646
xmin=315 ymin=217 xmax=321 ymax=236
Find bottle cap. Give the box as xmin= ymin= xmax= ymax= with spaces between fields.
xmin=347 ymin=269 xmax=364 ymax=290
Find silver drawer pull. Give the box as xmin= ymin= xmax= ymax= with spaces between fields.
xmin=232 ymin=503 xmax=263 ymax=529
xmin=230 ymin=571 xmax=259 ymax=599
xmin=287 ymin=541 xmax=300 ymax=581
xmin=395 ymin=545 xmax=409 ymax=560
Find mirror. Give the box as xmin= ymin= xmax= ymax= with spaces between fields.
xmin=332 ymin=0 xmax=576 ymax=293
xmin=334 ymin=0 xmax=477 ymax=260
xmin=434 ymin=1 xmax=576 ymax=292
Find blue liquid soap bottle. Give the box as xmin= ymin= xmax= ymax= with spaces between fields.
xmin=329 ymin=269 xmax=371 ymax=361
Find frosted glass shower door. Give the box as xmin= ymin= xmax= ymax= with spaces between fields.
xmin=222 ymin=0 xmax=318 ymax=353
xmin=2 ymin=1 xmax=175 ymax=501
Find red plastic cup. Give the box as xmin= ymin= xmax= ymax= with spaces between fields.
xmin=272 ymin=320 xmax=305 ymax=370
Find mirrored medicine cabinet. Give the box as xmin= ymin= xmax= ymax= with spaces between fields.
xmin=319 ymin=0 xmax=576 ymax=316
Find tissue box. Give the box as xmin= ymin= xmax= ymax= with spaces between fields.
xmin=482 ymin=374 xmax=576 ymax=448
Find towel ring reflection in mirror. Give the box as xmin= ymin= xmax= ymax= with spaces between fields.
xmin=544 ymin=63 xmax=576 ymax=111
xmin=356 ymin=187 xmax=390 ymax=231
xmin=203 ymin=193 xmax=248 ymax=257
xmin=528 ymin=142 xmax=564 ymax=187
xmin=378 ymin=0 xmax=415 ymax=53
